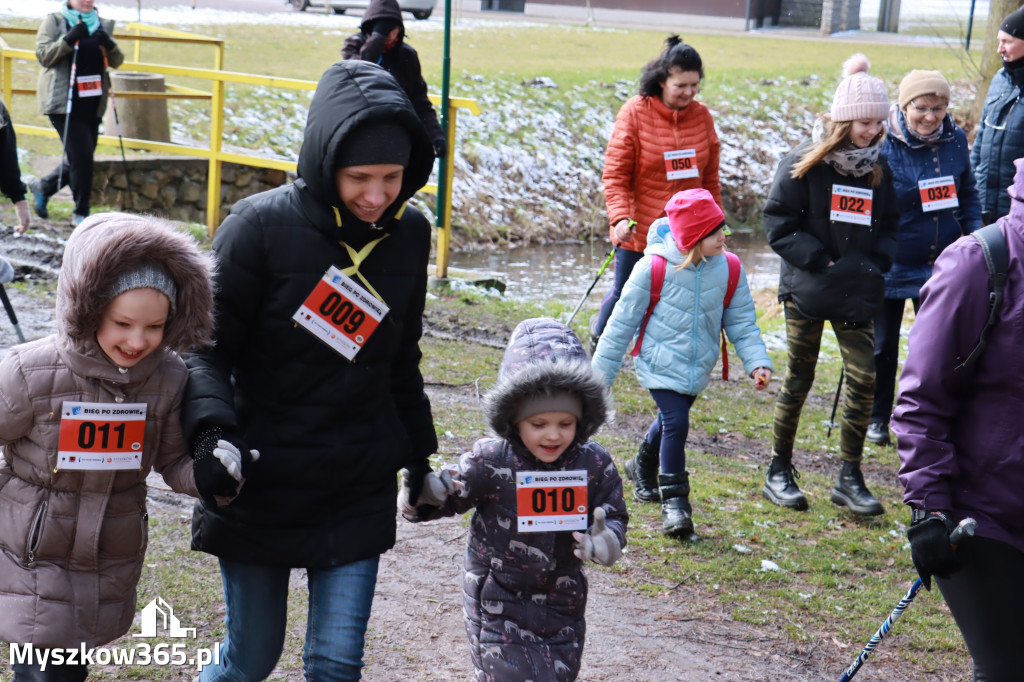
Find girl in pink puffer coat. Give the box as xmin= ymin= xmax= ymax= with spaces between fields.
xmin=0 ymin=213 xmax=217 ymax=681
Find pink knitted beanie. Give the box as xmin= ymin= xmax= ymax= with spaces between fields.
xmin=830 ymin=54 xmax=889 ymax=122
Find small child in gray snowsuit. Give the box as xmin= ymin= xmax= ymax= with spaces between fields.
xmin=399 ymin=317 xmax=628 ymax=682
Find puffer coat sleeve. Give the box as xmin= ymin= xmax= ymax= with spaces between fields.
xmin=602 ymin=95 xmax=721 ymax=252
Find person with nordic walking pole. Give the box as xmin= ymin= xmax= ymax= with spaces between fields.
xmin=100 ymin=45 xmax=131 ymax=211
xmin=762 ymin=54 xmax=897 ymax=516
xmin=891 ymin=157 xmax=1024 ymax=682
xmin=593 ymin=189 xmax=772 ymax=537
xmin=32 ymin=0 xmax=123 ymax=227
xmin=0 ymin=99 xmax=31 ymax=234
xmin=593 ymin=35 xmax=722 ymax=356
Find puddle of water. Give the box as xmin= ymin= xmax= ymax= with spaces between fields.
xmin=447 ymin=229 xmax=781 ymax=303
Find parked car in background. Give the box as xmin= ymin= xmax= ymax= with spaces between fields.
xmin=289 ymin=0 xmax=436 ymax=20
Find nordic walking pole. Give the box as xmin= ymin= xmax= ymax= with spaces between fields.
xmin=100 ymin=45 xmax=131 ymax=211
xmin=0 ymin=283 xmax=26 ymax=343
xmin=566 ymin=246 xmax=616 ymax=326
xmin=838 ymin=517 xmax=977 ymax=682
xmin=826 ymin=369 xmax=844 ymax=438
xmin=57 ymin=35 xmax=81 ymax=192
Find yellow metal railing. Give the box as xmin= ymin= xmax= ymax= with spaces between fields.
xmin=0 ymin=24 xmax=479 ymax=275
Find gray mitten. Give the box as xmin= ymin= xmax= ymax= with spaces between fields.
xmin=398 ymin=468 xmax=456 ymax=519
xmin=574 ymin=507 xmax=621 ymax=567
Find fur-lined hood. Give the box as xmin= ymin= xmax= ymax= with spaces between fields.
xmin=485 ymin=317 xmax=607 ymax=447
xmin=56 ymin=213 xmax=215 ymax=353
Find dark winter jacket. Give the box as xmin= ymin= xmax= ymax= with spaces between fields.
xmin=341 ymin=0 xmax=445 ymax=148
xmin=971 ymin=67 xmax=1024 ymax=222
xmin=893 ymin=158 xmax=1024 ymax=555
xmin=0 ymin=99 xmax=26 ymax=203
xmin=764 ymin=140 xmax=899 ymax=323
xmin=881 ymin=106 xmax=981 ymax=299
xmin=182 ymin=61 xmax=437 ymax=568
xmin=0 ymin=213 xmax=214 ymax=648
xmin=419 ymin=318 xmax=628 ymax=682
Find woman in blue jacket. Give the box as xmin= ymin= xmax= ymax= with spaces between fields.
xmin=592 ymin=189 xmax=772 ymax=538
xmin=867 ymin=70 xmax=982 ymax=446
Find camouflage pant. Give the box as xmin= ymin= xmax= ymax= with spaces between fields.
xmin=772 ymin=301 xmax=875 ymax=463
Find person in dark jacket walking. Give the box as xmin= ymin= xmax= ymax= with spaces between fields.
xmin=0 ymin=99 xmax=31 ymax=233
xmin=866 ymin=69 xmax=981 ymax=446
xmin=342 ymin=0 xmax=446 ymax=158
xmin=32 ymin=0 xmax=124 ymax=226
xmin=891 ymin=157 xmax=1024 ymax=682
xmin=762 ymin=54 xmax=898 ymax=517
xmin=182 ymin=61 xmax=438 ymax=682
xmin=972 ymin=6 xmax=1024 ymax=224
xmin=399 ymin=317 xmax=628 ymax=682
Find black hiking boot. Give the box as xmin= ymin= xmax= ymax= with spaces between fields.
xmin=763 ymin=456 xmax=808 ymax=510
xmin=831 ymin=460 xmax=884 ymax=516
xmin=659 ymin=472 xmax=694 ymax=538
xmin=623 ymin=439 xmax=660 ymax=502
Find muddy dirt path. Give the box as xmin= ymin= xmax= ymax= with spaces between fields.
xmin=0 ymin=213 xmax=949 ymax=681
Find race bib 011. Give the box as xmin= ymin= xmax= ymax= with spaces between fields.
xmin=56 ymin=401 xmax=147 ymax=471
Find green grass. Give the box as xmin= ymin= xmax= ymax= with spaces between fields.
xmin=420 ymin=288 xmax=966 ymax=676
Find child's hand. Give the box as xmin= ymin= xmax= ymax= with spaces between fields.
xmin=573 ymin=507 xmax=621 ymax=567
xmin=752 ymin=367 xmax=772 ymax=391
xmin=398 ymin=467 xmax=462 ymax=520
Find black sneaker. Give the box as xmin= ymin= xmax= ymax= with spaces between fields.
xmin=865 ymin=422 xmax=891 ymax=446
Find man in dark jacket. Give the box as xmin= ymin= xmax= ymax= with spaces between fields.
xmin=183 ymin=61 xmax=437 ymax=681
xmin=972 ymin=6 xmax=1024 ymax=223
xmin=342 ymin=0 xmax=447 ymax=158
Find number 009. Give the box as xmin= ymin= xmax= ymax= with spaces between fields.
xmin=318 ymin=292 xmax=366 ymax=333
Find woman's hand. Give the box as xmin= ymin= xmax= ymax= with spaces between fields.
xmin=612 ymin=219 xmax=634 ymax=244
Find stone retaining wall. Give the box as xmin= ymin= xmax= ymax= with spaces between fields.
xmin=90 ymin=155 xmax=289 ymax=224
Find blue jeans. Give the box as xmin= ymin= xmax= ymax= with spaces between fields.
xmin=647 ymin=389 xmax=697 ymax=475
xmin=199 ymin=556 xmax=379 ymax=682
xmin=593 ymin=247 xmax=643 ymax=338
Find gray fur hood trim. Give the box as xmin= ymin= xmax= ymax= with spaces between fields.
xmin=485 ymin=317 xmax=607 ymax=444
xmin=56 ymin=213 xmax=216 ymax=353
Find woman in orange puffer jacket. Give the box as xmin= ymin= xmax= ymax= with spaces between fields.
xmin=592 ymin=35 xmax=721 ymax=502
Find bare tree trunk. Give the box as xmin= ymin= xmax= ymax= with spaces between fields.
xmin=969 ymin=0 xmax=1023 ymax=129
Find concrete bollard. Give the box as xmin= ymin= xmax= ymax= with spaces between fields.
xmin=103 ymin=72 xmax=170 ymax=143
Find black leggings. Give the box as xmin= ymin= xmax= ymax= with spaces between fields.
xmin=936 ymin=535 xmax=1024 ymax=681
xmin=11 ymin=659 xmax=87 ymax=682
xmin=41 ymin=112 xmax=100 ymax=218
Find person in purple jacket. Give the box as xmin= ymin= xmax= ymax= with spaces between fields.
xmin=398 ymin=317 xmax=628 ymax=682
xmin=891 ymin=158 xmax=1024 ymax=682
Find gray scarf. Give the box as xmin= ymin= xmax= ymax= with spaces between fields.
xmin=813 ymin=117 xmax=882 ymax=178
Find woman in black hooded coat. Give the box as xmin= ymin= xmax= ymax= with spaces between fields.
xmin=182 ymin=61 xmax=438 ymax=681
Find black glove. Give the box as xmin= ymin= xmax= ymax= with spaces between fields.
xmin=907 ymin=510 xmax=958 ymax=590
xmin=401 ymin=460 xmax=432 ymax=512
xmin=192 ymin=426 xmax=259 ymax=506
xmin=433 ymin=138 xmax=447 ymax=159
xmin=372 ymin=18 xmax=400 ymax=36
xmin=64 ymin=20 xmax=90 ymax=47
xmin=94 ymin=26 xmax=116 ymax=51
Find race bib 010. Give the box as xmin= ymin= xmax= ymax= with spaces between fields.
xmin=516 ymin=470 xmax=588 ymax=533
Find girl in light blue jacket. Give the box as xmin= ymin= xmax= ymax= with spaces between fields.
xmin=592 ymin=188 xmax=772 ymax=538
